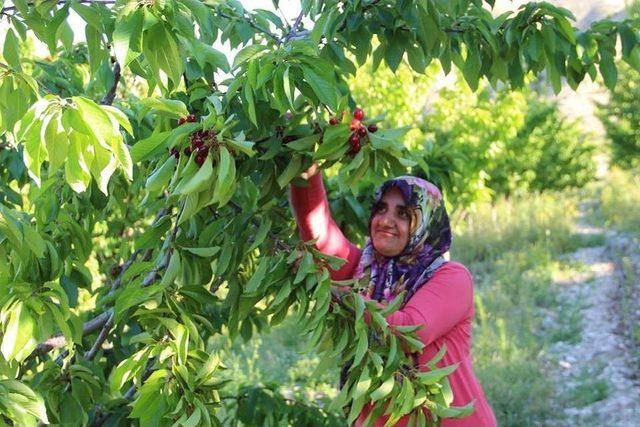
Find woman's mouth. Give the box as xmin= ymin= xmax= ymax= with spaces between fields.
xmin=376 ymin=229 xmax=396 ymax=238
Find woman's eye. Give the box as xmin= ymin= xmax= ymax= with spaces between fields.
xmin=398 ymin=209 xmax=409 ymax=219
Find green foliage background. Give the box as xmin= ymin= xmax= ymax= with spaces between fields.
xmin=0 ymin=0 xmax=638 ymax=425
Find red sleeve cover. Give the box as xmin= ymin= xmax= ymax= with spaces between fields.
xmin=289 ymin=172 xmax=361 ymax=281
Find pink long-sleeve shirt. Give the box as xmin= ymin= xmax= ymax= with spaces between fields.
xmin=290 ymin=173 xmax=497 ymax=427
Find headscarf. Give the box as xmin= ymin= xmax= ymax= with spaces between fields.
xmin=353 ymin=176 xmax=451 ymax=307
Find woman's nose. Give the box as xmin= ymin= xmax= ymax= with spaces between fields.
xmin=379 ymin=212 xmax=395 ymax=227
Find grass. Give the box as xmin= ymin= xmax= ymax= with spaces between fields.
xmin=451 ymin=191 xmax=580 ymax=264
xmin=565 ymin=363 xmax=610 ymax=407
xmin=599 ymin=168 xmax=640 ymax=233
xmin=452 ymin=191 xmax=598 ymax=426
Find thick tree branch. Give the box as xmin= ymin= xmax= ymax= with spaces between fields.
xmin=33 ymin=310 xmax=113 ymax=355
xmin=83 ymin=203 xmax=182 ymax=361
xmin=32 ymin=207 xmax=170 ymax=358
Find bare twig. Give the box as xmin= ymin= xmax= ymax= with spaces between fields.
xmin=83 ymin=312 xmax=115 ymax=361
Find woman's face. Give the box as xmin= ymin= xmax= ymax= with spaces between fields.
xmin=370 ymin=187 xmax=411 ymax=257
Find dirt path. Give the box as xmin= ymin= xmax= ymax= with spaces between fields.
xmin=548 ymin=200 xmax=640 ymax=425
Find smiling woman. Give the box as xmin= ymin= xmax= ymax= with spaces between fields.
xmin=289 ymin=166 xmax=497 ymax=426
xmin=370 ymin=187 xmax=411 ymax=257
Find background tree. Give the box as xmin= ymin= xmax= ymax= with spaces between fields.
xmin=0 ymin=0 xmax=639 ymax=425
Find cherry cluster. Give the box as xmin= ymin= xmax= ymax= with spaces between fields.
xmin=170 ymin=115 xmax=219 ymax=167
xmin=329 ymin=107 xmax=378 ymax=155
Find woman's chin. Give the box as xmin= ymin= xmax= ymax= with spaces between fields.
xmin=372 ymin=241 xmax=402 ymax=257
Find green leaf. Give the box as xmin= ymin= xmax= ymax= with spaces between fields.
xmin=353 ymin=331 xmax=368 ymax=365
xmin=243 ymin=83 xmax=257 ymax=126
xmin=72 ymin=96 xmax=116 ymax=148
xmin=176 ymin=152 xmax=213 ymax=195
xmin=65 ymin=132 xmax=93 ymax=193
xmin=313 ymin=124 xmax=350 ymax=159
xmin=135 ymin=215 xmax=171 ymax=250
xmin=89 ymin=140 xmax=117 ymax=195
xmin=146 ymin=155 xmax=177 ymax=193
xmin=113 ymin=8 xmax=144 ymax=67
xmin=130 ymin=130 xmax=172 ymax=163
xmin=553 ymin=16 xmax=576 ymax=44
xmin=226 ymin=135 xmax=255 ymax=156
xmin=212 ymin=146 xmax=236 ymax=206
xmin=143 ymin=23 xmax=184 ymax=89
xmin=71 ymin=2 xmax=105 ymax=32
xmin=302 ymin=65 xmax=338 ymax=110
xmin=43 ymin=111 xmax=68 ymax=174
xmin=3 ymin=29 xmax=22 ymax=71
xmin=232 ymin=44 xmax=269 ymax=69
xmin=139 ymin=97 xmax=189 ymax=118
xmin=599 ymin=47 xmax=617 ymax=91
xmin=370 ymin=376 xmax=395 ymax=402
xmin=21 ymin=221 xmax=45 ymax=258
xmin=285 ymin=134 xmax=320 ymax=152
xmin=0 ymin=301 xmax=36 ymax=362
xmin=245 ymin=256 xmax=269 ymax=293
xmin=182 ymin=246 xmax=220 ymax=257
xmin=276 ymin=155 xmax=303 ymax=188
xmin=416 ymin=363 xmax=459 ymax=385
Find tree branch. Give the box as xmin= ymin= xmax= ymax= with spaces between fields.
xmin=82 ymin=203 xmax=182 ymax=361
xmin=100 ymin=61 xmax=121 ymax=106
xmin=33 ymin=310 xmax=113 ymax=355
xmin=1 ymin=0 xmax=116 ymax=15
xmin=83 ymin=312 xmax=114 ymax=361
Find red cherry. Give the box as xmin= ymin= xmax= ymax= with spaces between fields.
xmin=350 ymin=119 xmax=361 ymax=131
xmin=351 ymin=142 xmax=361 ymax=154
xmin=195 ymin=153 xmax=206 ymax=166
xmin=184 ymin=146 xmax=192 ymax=156
xmin=178 ymin=117 xmax=187 ymax=125
xmin=367 ymin=124 xmax=378 ymax=133
xmin=197 ymin=146 xmax=209 ymax=156
xmin=353 ymin=108 xmax=364 ymax=121
xmin=358 ymin=126 xmax=367 ymax=137
xmin=329 ymin=117 xmax=339 ymax=126
xmin=170 ymin=148 xmax=180 ymax=159
xmin=187 ymin=114 xmax=197 ymax=123
xmin=191 ymin=137 xmax=203 ymax=148
xmin=349 ymin=134 xmax=360 ymax=146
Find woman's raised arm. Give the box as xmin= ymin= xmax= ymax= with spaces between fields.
xmin=288 ymin=165 xmax=361 ymax=280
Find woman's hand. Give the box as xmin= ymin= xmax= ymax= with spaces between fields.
xmin=300 ymin=161 xmax=320 ymax=181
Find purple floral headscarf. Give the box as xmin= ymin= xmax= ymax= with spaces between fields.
xmin=353 ymin=176 xmax=451 ymax=307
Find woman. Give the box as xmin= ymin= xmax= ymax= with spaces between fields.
xmin=289 ymin=164 xmax=496 ymax=426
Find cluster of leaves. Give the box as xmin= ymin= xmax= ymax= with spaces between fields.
xmin=320 ymin=290 xmax=473 ymax=426
xmin=420 ymin=83 xmax=597 ymax=203
xmin=598 ymin=60 xmax=640 ymax=169
xmin=0 ymin=0 xmax=638 ymax=425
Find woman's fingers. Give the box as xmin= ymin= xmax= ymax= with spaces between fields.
xmin=300 ymin=161 xmax=320 ymax=180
